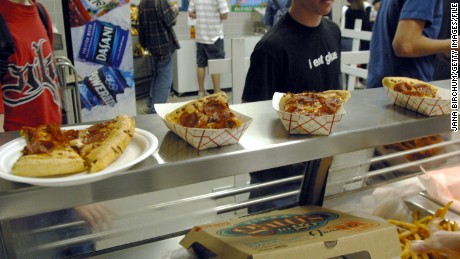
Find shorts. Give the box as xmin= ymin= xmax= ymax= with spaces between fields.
xmin=196 ymin=39 xmax=225 ymax=67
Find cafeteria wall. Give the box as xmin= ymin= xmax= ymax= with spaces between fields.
xmin=39 ymin=0 xmax=361 ymax=61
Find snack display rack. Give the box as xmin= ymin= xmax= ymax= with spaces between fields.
xmin=0 ymin=80 xmax=457 ymax=258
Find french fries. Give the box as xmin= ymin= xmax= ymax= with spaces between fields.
xmin=388 ymin=201 xmax=458 ymax=259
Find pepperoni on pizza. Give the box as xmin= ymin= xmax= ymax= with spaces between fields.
xmin=382 ymin=77 xmax=438 ymax=98
xmin=165 ymin=92 xmax=241 ymax=129
xmin=279 ymin=90 xmax=351 ymax=116
xmin=12 ymin=115 xmax=135 ymax=177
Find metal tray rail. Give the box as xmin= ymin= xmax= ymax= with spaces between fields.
xmin=0 ymin=80 xmax=454 ymax=258
xmin=9 ymin=136 xmax=460 ymax=257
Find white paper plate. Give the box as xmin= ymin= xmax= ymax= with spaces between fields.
xmin=0 ymin=126 xmax=158 ymax=187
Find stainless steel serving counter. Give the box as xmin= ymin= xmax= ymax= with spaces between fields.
xmin=0 ymin=80 xmax=452 ymax=221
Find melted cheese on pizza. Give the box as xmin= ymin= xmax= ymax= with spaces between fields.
xmin=64 ymin=120 xmax=114 ymax=156
xmin=281 ymin=92 xmax=344 ymax=116
xmin=13 ymin=115 xmax=135 ymax=176
xmin=393 ymin=82 xmax=436 ymax=98
xmin=383 ymin=77 xmax=438 ymax=98
xmin=21 ymin=124 xmax=70 ymax=155
xmin=167 ymin=92 xmax=241 ymax=129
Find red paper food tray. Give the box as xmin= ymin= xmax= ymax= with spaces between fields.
xmin=155 ymin=102 xmax=252 ymax=150
xmin=272 ymin=92 xmax=346 ymax=135
xmin=384 ymin=85 xmax=451 ymax=116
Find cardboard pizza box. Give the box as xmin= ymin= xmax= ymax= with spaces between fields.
xmin=272 ymin=92 xmax=346 ymax=135
xmin=180 ymin=206 xmax=401 ymax=259
xmin=155 ymin=101 xmax=253 ymax=150
xmin=383 ymin=84 xmax=451 ymax=116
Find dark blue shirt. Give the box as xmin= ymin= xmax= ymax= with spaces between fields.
xmin=367 ymin=0 xmax=443 ymax=88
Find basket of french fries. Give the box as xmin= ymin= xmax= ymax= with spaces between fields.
xmin=388 ymin=201 xmax=459 ymax=259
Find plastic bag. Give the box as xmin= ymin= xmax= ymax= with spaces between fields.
xmin=418 ymin=165 xmax=460 ymax=214
xmin=329 ymin=183 xmax=423 ymax=222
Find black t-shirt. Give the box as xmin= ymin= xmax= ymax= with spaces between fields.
xmin=242 ymin=15 xmax=341 ymax=102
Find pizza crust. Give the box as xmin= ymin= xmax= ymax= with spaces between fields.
xmin=323 ymin=90 xmax=351 ymax=103
xmin=382 ymin=77 xmax=438 ymax=98
xmin=12 ymin=148 xmax=87 ymax=177
xmin=382 ymin=77 xmax=422 ymax=88
xmin=81 ymin=115 xmax=135 ymax=173
xmin=165 ymin=92 xmax=241 ymax=129
xmin=11 ymin=115 xmax=136 ymax=177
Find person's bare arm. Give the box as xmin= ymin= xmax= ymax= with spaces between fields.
xmin=392 ymin=19 xmax=451 ymax=58
xmin=0 ymin=113 xmax=4 ymax=133
xmin=220 ymin=12 xmax=228 ymax=20
xmin=75 ymin=203 xmax=114 ymax=232
xmin=189 ymin=11 xmax=196 ymax=18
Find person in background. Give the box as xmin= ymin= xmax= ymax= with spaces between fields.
xmin=188 ymin=0 xmax=229 ymax=97
xmin=340 ymin=0 xmax=372 ymax=88
xmin=263 ymin=0 xmax=291 ymax=28
xmin=242 ymin=0 xmax=341 ymax=213
xmin=341 ymin=0 xmax=372 ymax=52
xmin=366 ymin=0 xmax=451 ymax=89
xmin=366 ymin=0 xmax=455 ymax=185
xmin=372 ymin=0 xmax=381 ymax=11
xmin=369 ymin=0 xmax=381 ymax=29
xmin=340 ymin=0 xmax=371 ymax=29
xmin=0 ymin=2 xmax=113 ymax=257
xmin=0 ymin=0 xmax=62 ymax=132
xmin=138 ymin=0 xmax=180 ymax=114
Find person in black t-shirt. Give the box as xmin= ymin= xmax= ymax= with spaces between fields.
xmin=341 ymin=0 xmax=372 ymax=52
xmin=243 ymin=3 xmax=340 ymax=101
xmin=340 ymin=0 xmax=372 ymax=87
xmin=242 ymin=0 xmax=341 ymax=213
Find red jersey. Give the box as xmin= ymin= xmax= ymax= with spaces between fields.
xmin=0 ymin=0 xmax=62 ymax=131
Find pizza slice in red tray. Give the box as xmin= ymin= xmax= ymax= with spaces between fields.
xmin=165 ymin=92 xmax=242 ymax=129
xmin=382 ymin=77 xmax=438 ymax=98
xmin=279 ymin=90 xmax=351 ymax=116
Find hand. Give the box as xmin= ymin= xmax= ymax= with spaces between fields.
xmin=411 ymin=219 xmax=460 ymax=257
xmin=170 ymin=3 xmax=178 ymax=12
xmin=74 ymin=203 xmax=114 ymax=232
xmin=0 ymin=113 xmax=4 ymax=133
